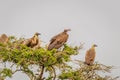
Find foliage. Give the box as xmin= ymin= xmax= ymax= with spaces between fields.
xmin=59 ymin=61 xmax=119 ymax=80
xmin=0 ymin=36 xmax=119 ymax=80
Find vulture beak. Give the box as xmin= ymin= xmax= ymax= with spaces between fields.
xmin=67 ymin=29 xmax=71 ymax=31
xmin=64 ymin=29 xmax=71 ymax=32
xmin=37 ymin=33 xmax=41 ymax=35
xmin=35 ymin=32 xmax=41 ymax=36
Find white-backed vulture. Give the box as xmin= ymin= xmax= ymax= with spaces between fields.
xmin=48 ymin=29 xmax=71 ymax=50
xmin=0 ymin=34 xmax=8 ymax=44
xmin=22 ymin=32 xmax=41 ymax=49
xmin=85 ymin=44 xmax=97 ymax=65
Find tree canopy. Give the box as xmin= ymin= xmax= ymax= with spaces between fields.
xmin=0 ymin=36 xmax=119 ymax=80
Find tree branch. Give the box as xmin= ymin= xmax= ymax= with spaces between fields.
xmin=39 ymin=65 xmax=45 ymax=80
xmin=51 ymin=66 xmax=56 ymax=80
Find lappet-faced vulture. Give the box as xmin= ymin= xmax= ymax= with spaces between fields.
xmin=0 ymin=34 xmax=8 ymax=44
xmin=48 ymin=29 xmax=71 ymax=50
xmin=22 ymin=32 xmax=41 ymax=49
xmin=85 ymin=44 xmax=97 ymax=65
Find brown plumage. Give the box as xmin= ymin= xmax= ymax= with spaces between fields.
xmin=0 ymin=34 xmax=8 ymax=44
xmin=85 ymin=44 xmax=97 ymax=65
xmin=22 ymin=32 xmax=41 ymax=49
xmin=48 ymin=29 xmax=71 ymax=50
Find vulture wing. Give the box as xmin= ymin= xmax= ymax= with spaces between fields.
xmin=0 ymin=34 xmax=8 ymax=43
xmin=50 ymin=33 xmax=62 ymax=44
xmin=48 ymin=32 xmax=69 ymax=50
xmin=30 ymin=37 xmax=40 ymax=48
xmin=22 ymin=39 xmax=31 ymax=47
xmin=22 ymin=33 xmax=40 ymax=49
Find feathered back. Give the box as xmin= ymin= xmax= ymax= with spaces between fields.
xmin=48 ymin=29 xmax=71 ymax=50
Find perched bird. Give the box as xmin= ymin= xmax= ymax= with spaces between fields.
xmin=48 ymin=29 xmax=71 ymax=50
xmin=85 ymin=44 xmax=97 ymax=65
xmin=22 ymin=32 xmax=41 ymax=49
xmin=0 ymin=34 xmax=8 ymax=44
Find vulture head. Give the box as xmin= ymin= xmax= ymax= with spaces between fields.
xmin=64 ymin=29 xmax=71 ymax=33
xmin=92 ymin=44 xmax=97 ymax=47
xmin=34 ymin=32 xmax=41 ymax=36
xmin=91 ymin=44 xmax=97 ymax=50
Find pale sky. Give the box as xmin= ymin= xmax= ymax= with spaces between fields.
xmin=0 ymin=0 xmax=120 ymax=80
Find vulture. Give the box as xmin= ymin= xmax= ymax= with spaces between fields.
xmin=48 ymin=29 xmax=71 ymax=50
xmin=85 ymin=44 xmax=97 ymax=65
xmin=0 ymin=34 xmax=8 ymax=44
xmin=22 ymin=32 xmax=41 ymax=49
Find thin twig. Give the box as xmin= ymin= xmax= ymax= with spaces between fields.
xmin=39 ymin=65 xmax=45 ymax=80
xmin=51 ymin=66 xmax=56 ymax=80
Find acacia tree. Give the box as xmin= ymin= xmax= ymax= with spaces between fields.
xmin=0 ymin=36 xmax=119 ymax=80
